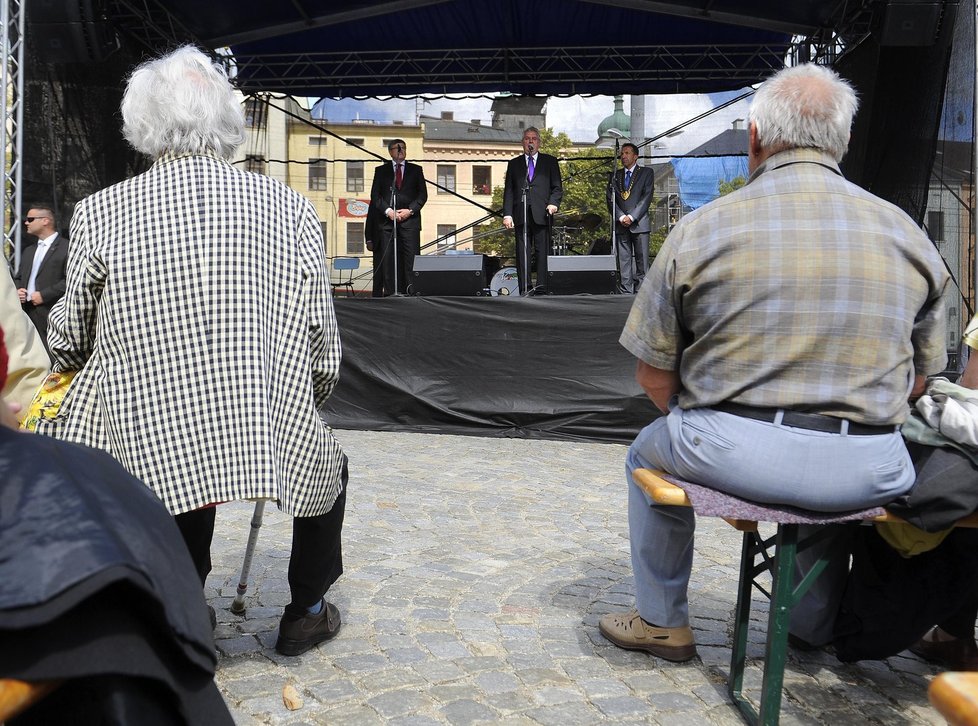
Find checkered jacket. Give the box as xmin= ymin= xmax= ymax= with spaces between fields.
xmin=40 ymin=152 xmax=345 ymax=517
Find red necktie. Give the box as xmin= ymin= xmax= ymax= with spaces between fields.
xmin=395 ymin=163 xmax=403 ymax=189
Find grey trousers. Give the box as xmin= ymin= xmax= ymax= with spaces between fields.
xmin=626 ymin=404 xmax=914 ymax=643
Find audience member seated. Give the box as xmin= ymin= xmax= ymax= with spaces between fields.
xmin=599 ymin=63 xmax=949 ymax=661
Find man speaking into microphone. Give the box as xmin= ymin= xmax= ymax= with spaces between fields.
xmin=503 ymin=127 xmax=562 ymax=295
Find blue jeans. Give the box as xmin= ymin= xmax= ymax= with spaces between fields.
xmin=627 ymin=405 xmax=914 ymax=642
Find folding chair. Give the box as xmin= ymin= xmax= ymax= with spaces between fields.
xmin=330 ymin=257 xmax=360 ymax=297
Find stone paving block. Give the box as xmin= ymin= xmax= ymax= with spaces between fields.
xmin=366 ymin=688 xmax=433 ymax=718
xmin=439 ymin=698 xmax=499 ymax=725
xmin=474 ymin=670 xmax=521 ymax=695
xmin=531 ymin=686 xmax=583 ymax=706
xmin=524 ymin=702 xmax=606 ymax=725
xmin=594 ymin=694 xmax=653 ymax=717
xmin=412 ymin=660 xmax=467 ymax=684
xmin=305 ymin=677 xmax=360 ymax=704
xmin=647 ymin=690 xmax=702 ymax=711
xmin=333 ymin=653 xmax=389 ymax=673
xmin=216 ymin=634 xmax=262 ymax=657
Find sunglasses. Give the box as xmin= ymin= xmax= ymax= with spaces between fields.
xmin=24 ymin=216 xmax=50 ymax=222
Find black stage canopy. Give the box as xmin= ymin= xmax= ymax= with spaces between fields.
xmin=98 ymin=0 xmax=900 ymax=97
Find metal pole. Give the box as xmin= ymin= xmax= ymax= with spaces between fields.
xmin=1 ymin=0 xmax=24 ymax=272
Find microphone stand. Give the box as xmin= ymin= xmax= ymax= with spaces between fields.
xmin=520 ymin=166 xmax=532 ymax=296
xmin=389 ymin=184 xmax=402 ymax=296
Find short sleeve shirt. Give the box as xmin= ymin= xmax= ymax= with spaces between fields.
xmin=620 ymin=148 xmax=949 ymax=425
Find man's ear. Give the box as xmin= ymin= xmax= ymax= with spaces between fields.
xmin=749 ymin=122 xmax=762 ymax=157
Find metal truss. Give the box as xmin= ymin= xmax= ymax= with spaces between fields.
xmin=105 ymin=0 xmax=201 ymax=54
xmin=232 ymin=43 xmax=792 ymax=96
xmin=1 ymin=0 xmax=23 ymax=269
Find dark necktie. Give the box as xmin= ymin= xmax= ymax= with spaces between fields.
xmin=395 ymin=163 xmax=403 ymax=189
xmin=624 ymin=169 xmax=632 ymax=188
xmin=527 ymin=156 xmax=535 ymax=182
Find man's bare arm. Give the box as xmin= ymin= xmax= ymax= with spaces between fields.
xmin=636 ymin=360 xmax=680 ymax=414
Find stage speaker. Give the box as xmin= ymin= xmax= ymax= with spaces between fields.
xmin=29 ymin=0 xmax=119 ymax=63
xmin=547 ymin=255 xmax=618 ymax=295
xmin=411 ymin=255 xmax=487 ymax=296
xmin=879 ymin=1 xmax=943 ymax=46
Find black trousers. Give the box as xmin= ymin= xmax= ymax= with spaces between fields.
xmin=380 ymin=224 xmax=420 ymax=295
xmin=515 ymin=221 xmax=550 ymax=294
xmin=175 ymin=458 xmax=348 ymax=616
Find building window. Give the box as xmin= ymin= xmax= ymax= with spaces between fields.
xmin=347 ymin=161 xmax=365 ymax=192
xmin=244 ymin=155 xmax=265 ymax=175
xmin=928 ymin=210 xmax=945 ymax=242
xmin=346 ymin=222 xmax=364 ymax=254
xmin=308 ymin=136 xmax=328 ymax=145
xmin=472 ymin=166 xmax=491 ymax=195
xmin=345 ymin=138 xmax=364 ymax=149
xmin=308 ymin=159 xmax=328 ymax=191
xmin=436 ymin=224 xmax=457 ymax=252
xmin=244 ymin=98 xmax=266 ymax=129
xmin=437 ymin=165 xmax=456 ymax=194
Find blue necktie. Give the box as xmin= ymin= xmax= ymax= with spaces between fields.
xmin=528 ymin=156 xmax=535 ymax=181
xmin=624 ymin=169 xmax=631 ymax=188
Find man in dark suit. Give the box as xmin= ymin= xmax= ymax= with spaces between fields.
xmin=369 ymin=139 xmax=428 ymax=295
xmin=14 ymin=204 xmax=68 ymax=356
xmin=503 ymin=127 xmax=562 ymax=295
xmin=608 ymin=143 xmax=654 ymax=293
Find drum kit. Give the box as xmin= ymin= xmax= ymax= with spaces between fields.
xmin=488 ymin=267 xmax=519 ymax=296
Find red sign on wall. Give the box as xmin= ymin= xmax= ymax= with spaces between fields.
xmin=338 ymin=199 xmax=370 ymax=218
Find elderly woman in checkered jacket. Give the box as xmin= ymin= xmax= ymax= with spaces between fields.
xmin=40 ymin=46 xmax=348 ymax=657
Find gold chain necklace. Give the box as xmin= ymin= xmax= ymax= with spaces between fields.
xmin=616 ymin=169 xmax=634 ymax=200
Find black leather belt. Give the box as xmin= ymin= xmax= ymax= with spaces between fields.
xmin=712 ymin=402 xmax=896 ymax=436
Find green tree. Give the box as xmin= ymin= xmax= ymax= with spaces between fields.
xmin=718 ymin=176 xmax=746 ymax=196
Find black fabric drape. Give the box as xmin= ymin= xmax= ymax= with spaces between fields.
xmin=323 ymin=296 xmax=659 ymax=444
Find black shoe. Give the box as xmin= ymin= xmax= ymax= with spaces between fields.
xmin=910 ymin=633 xmax=978 ymax=671
xmin=275 ymin=600 xmax=341 ymax=656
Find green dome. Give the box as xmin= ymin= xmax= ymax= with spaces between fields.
xmin=597 ymin=96 xmax=630 ymax=137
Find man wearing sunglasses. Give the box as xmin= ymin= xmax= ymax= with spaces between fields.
xmin=13 ymin=205 xmax=67 ymax=357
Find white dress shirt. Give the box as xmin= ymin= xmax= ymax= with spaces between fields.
xmin=27 ymin=232 xmax=58 ymax=295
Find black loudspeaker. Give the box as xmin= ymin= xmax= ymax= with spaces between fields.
xmin=412 ymin=255 xmax=487 ymax=296
xmin=547 ymin=255 xmax=618 ymax=295
xmin=29 ymin=0 xmax=119 ymax=63
xmin=879 ymin=1 xmax=943 ymax=46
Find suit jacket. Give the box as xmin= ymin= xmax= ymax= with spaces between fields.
xmin=39 ymin=151 xmax=346 ymax=518
xmin=370 ymin=161 xmax=427 ymax=230
xmin=608 ymin=165 xmax=654 ymax=234
xmin=14 ymin=233 xmax=69 ymax=309
xmin=503 ymin=153 xmax=562 ymax=226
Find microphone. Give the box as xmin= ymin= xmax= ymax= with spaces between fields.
xmin=526 ymin=141 xmax=535 ymax=153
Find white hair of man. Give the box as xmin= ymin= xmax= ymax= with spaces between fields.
xmin=121 ymin=45 xmax=246 ymax=160
xmin=748 ymin=63 xmax=858 ymax=162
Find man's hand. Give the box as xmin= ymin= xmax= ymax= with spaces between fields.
xmin=503 ymin=216 xmax=514 ymax=230
xmin=395 ymin=209 xmax=412 ymax=223
xmin=546 ymin=204 xmax=558 ymax=216
xmin=621 ymin=214 xmax=634 ymax=227
xmin=386 ymin=209 xmax=396 ymax=221
xmin=16 ymin=287 xmax=27 ymax=303
xmin=29 ymin=291 xmax=43 ymax=305
xmin=365 ymin=240 xmax=374 ymax=252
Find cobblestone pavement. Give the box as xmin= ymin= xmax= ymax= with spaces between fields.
xmin=207 ymin=430 xmax=947 ymax=725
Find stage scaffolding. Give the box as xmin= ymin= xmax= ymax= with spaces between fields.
xmin=1 ymin=0 xmax=23 ymax=270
